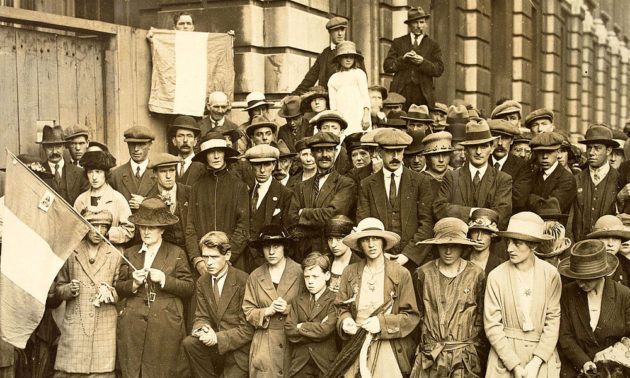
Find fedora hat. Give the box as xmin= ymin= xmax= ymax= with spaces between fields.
xmin=80 ymin=150 xmax=117 ymax=171
xmin=586 ymin=215 xmax=630 ymax=240
xmin=445 ymin=105 xmax=469 ymax=127
xmin=532 ymin=197 xmax=568 ymax=222
xmin=422 ymin=131 xmax=455 ymax=155
xmin=458 ymin=120 xmax=498 ymax=146
xmin=536 ymin=222 xmax=572 ymax=258
xmin=558 ymin=239 xmax=619 ymax=280
xmin=343 ymin=217 xmax=400 ymax=251
xmin=432 ymin=103 xmax=448 ymax=115
xmin=334 ymin=41 xmax=363 ymax=60
xmin=404 ymin=7 xmax=430 ymax=23
xmin=192 ymin=131 xmax=240 ymax=163
xmin=274 ymin=140 xmax=297 ymax=158
xmin=169 ymin=115 xmax=201 ymax=135
xmin=578 ymin=124 xmax=619 ymax=148
xmin=278 ymin=96 xmax=303 ymax=119
xmin=384 ymin=110 xmax=408 ymax=129
xmin=244 ymin=92 xmax=274 ymax=111
xmin=401 ymin=104 xmax=432 ymax=122
xmin=404 ymin=130 xmax=426 ymax=156
xmin=468 ymin=208 xmax=500 ymax=234
xmin=325 ymin=215 xmax=355 ymax=238
xmin=250 ymin=224 xmax=293 ymax=248
xmin=418 ymin=217 xmax=481 ymax=246
xmin=498 ymin=212 xmax=553 ymax=243
xmin=245 ymin=115 xmax=278 ymax=138
xmin=39 ymin=125 xmax=65 ymax=145
xmin=128 ymin=198 xmax=179 ymax=227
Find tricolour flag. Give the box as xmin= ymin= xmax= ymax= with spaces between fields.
xmin=148 ymin=29 xmax=234 ymax=117
xmin=1 ymin=151 xmax=90 ymax=348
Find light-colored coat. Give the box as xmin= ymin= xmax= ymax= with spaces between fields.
xmin=484 ymin=257 xmax=562 ymax=377
xmin=54 ymin=240 xmax=121 ymax=374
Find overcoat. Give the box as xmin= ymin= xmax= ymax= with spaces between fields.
xmin=54 ymin=240 xmax=121 ymax=374
xmin=242 ymin=258 xmax=305 ymax=377
xmin=115 ymin=242 xmax=193 ymax=378
xmin=527 ymin=164 xmax=577 ymax=215
xmin=44 ymin=161 xmax=89 ymax=205
xmin=147 ymin=184 xmax=190 ymax=249
xmin=109 ymin=161 xmax=157 ymax=202
xmin=494 ymin=154 xmax=533 ymax=213
xmin=177 ymin=161 xmax=205 ymax=186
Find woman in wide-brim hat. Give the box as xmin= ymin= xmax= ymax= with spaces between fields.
xmin=328 ymin=40 xmax=372 ymax=135
xmin=342 ymin=217 xmax=400 ymax=251
xmin=192 ymin=131 xmax=241 ymax=164
xmin=556 ymin=239 xmax=630 ymax=378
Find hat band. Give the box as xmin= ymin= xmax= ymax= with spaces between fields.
xmin=200 ymin=139 xmax=228 ymax=151
xmin=569 ymin=254 xmax=608 ymax=275
xmin=247 ymin=100 xmax=267 ymax=109
xmin=465 ymin=130 xmax=494 ymax=142
xmin=505 ymin=219 xmax=544 ymax=239
xmin=434 ymin=231 xmax=467 ymax=240
xmin=424 ymin=142 xmax=452 ymax=152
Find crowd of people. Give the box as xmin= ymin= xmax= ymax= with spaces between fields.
xmin=3 ymin=6 xmax=630 ymax=378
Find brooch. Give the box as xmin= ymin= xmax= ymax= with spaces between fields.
xmin=464 ymin=288 xmax=470 ymax=294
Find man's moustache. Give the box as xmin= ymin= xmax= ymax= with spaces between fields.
xmin=390 ymin=159 xmax=401 ymax=165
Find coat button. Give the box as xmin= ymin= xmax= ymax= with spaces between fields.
xmin=279 ymin=343 xmax=283 ymax=349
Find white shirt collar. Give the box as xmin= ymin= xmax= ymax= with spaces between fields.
xmin=492 ymin=155 xmax=509 ymax=170
xmin=130 ymin=159 xmax=149 ymax=177
xmin=179 ymin=154 xmax=194 ymax=175
xmin=469 ymin=162 xmax=488 ymax=181
xmin=330 ymin=42 xmax=337 ymax=50
xmin=543 ymin=161 xmax=559 ymax=179
xmin=254 ymin=177 xmax=273 ymax=209
xmin=383 ymin=165 xmax=403 ymax=177
xmin=280 ymin=175 xmax=290 ymax=186
xmin=210 ymin=117 xmax=225 ymax=127
xmin=590 ymin=162 xmax=610 ymax=182
xmin=211 ymin=265 xmax=229 ymax=295
xmin=48 ymin=159 xmax=65 ymax=173
xmin=410 ymin=33 xmax=424 ymax=43
xmin=160 ymin=183 xmax=177 ymax=199
xmin=587 ymin=278 xmax=605 ymax=331
xmin=140 ymin=240 xmax=163 ymax=269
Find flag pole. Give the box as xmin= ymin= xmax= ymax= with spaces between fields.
xmin=5 ymin=150 xmax=139 ymax=271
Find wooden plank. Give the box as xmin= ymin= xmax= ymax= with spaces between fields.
xmin=36 ymin=32 xmax=59 ymax=123
xmin=16 ymin=29 xmax=40 ymax=157
xmin=93 ymin=39 xmax=105 ymax=142
xmin=56 ymin=35 xmax=78 ymax=128
xmin=0 ymin=5 xmax=118 ymax=35
xmin=113 ymin=25 xmax=134 ymax=161
xmin=103 ymin=34 xmax=119 ymax=155
xmin=75 ymin=38 xmax=97 ymax=138
xmin=0 ymin=26 xmax=19 ymax=167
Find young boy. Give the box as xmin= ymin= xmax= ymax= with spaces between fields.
xmin=285 ymin=252 xmax=338 ymax=377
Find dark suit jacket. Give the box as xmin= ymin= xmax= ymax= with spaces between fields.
xmin=383 ymin=34 xmax=444 ymax=108
xmin=177 ymin=161 xmax=205 ymax=186
xmin=285 ymin=288 xmax=338 ymax=376
xmin=110 ymin=161 xmax=157 ymax=202
xmin=277 ymin=119 xmax=313 ymax=153
xmin=293 ymin=46 xmax=366 ymax=95
xmin=193 ymin=267 xmax=253 ymax=372
xmin=528 ymin=164 xmax=577 ymax=215
xmin=433 ymin=165 xmax=513 ymax=229
xmin=44 ymin=160 xmax=89 ymax=205
xmin=357 ymin=168 xmax=434 ymax=266
xmin=198 ymin=116 xmax=239 ymax=139
xmin=558 ymin=278 xmax=630 ymax=377
xmin=147 ymin=184 xmax=190 ymax=249
xmin=231 ymin=159 xmax=256 ymax=190
xmin=345 ymin=163 xmax=375 ymax=188
xmin=617 ymin=160 xmax=630 ymax=213
xmin=334 ymin=146 xmax=353 ymax=175
xmin=251 ymin=179 xmax=293 ymax=233
xmin=493 ymin=154 xmax=533 ymax=213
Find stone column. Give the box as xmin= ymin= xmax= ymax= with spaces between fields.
xmin=607 ymin=30 xmax=621 ymax=128
xmin=620 ymin=42 xmax=630 ymax=125
xmin=540 ymin=0 xmax=562 ymax=120
xmin=512 ymin=0 xmax=535 ymax=111
xmin=580 ymin=10 xmax=595 ymax=129
xmin=593 ymin=17 xmax=609 ymax=125
xmin=565 ymin=0 xmax=584 ymax=133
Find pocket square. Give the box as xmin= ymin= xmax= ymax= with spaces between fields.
xmin=273 ymin=208 xmax=281 ymax=216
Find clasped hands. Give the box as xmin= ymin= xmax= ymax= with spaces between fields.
xmin=264 ymin=297 xmax=288 ymax=317
xmin=512 ymin=356 xmax=543 ymax=378
xmin=132 ymin=268 xmax=166 ymax=291
xmin=403 ymin=51 xmax=424 ymax=65
xmin=342 ymin=316 xmax=380 ymax=335
xmin=194 ymin=325 xmax=218 ymax=347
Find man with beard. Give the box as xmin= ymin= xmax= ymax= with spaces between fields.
xmin=433 ymin=120 xmax=513 ymax=229
xmin=490 ymin=99 xmax=522 ymax=129
xmin=64 ymin=125 xmax=89 ymax=167
xmin=421 ymin=131 xmax=454 ymax=197
xmin=357 ymin=128 xmax=434 ymax=270
xmin=271 ymin=141 xmax=296 ymax=186
xmin=40 ymin=125 xmax=88 ymax=205
xmin=170 ymin=116 xmax=205 ymax=186
xmin=287 ymin=132 xmax=357 ymax=255
xmin=488 ymin=119 xmax=532 ymax=212
xmin=403 ymin=129 xmax=426 ymax=173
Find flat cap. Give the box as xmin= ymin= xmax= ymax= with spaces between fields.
xmin=491 ymin=100 xmax=522 ymax=119
xmin=245 ymin=144 xmax=280 ymax=163
xmin=124 ymin=125 xmax=155 ymax=143
xmin=514 ymin=131 xmax=533 ymax=144
xmin=307 ymin=132 xmax=340 ymax=148
xmin=83 ymin=209 xmax=113 ymax=226
xmin=383 ymin=92 xmax=406 ymax=106
xmin=149 ymin=153 xmax=181 ymax=169
xmin=294 ymin=137 xmax=310 ymax=152
xmin=432 ymin=102 xmax=448 ymax=114
xmin=524 ymin=108 xmax=553 ymax=128
xmin=488 ymin=119 xmax=520 ymax=137
xmin=274 ymin=140 xmax=297 ymax=158
xmin=169 ymin=115 xmax=200 ymax=134
xmin=530 ymin=131 xmax=564 ymax=151
xmin=422 ymin=131 xmax=454 ymax=155
xmin=374 ymin=128 xmax=412 ymax=149
xmin=344 ymin=132 xmax=367 ymax=152
xmin=64 ymin=124 xmax=89 ymax=140
xmin=360 ymin=129 xmax=382 ymax=147
xmin=309 ymin=110 xmax=348 ymax=130
xmin=326 ymin=17 xmax=348 ymax=31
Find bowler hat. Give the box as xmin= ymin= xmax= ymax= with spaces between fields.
xmin=578 ymin=124 xmax=619 ymax=148
xmin=325 ymin=215 xmax=355 ymax=238
xmin=422 ymin=131 xmax=454 ymax=155
xmin=374 ymin=128 xmax=413 ymax=149
xmin=169 ymin=115 xmax=200 ymax=135
xmin=193 ymin=131 xmax=240 ymax=163
xmin=343 ymin=217 xmax=400 ymax=251
xmin=39 ymin=125 xmax=65 ymax=145
xmin=82 ymin=209 xmax=113 ymax=226
xmin=368 ymin=85 xmax=388 ymax=101
xmin=245 ymin=144 xmax=279 ymax=163
xmin=458 ymin=120 xmax=499 ymax=146
xmin=491 ymin=100 xmax=522 ymax=119
xmin=148 ymin=153 xmax=181 ymax=169
xmin=404 ymin=130 xmax=426 ymax=156
xmin=250 ymin=224 xmax=293 ymax=248
xmin=532 ymin=197 xmax=568 ymax=221
xmin=401 ymin=104 xmax=432 ymax=122
xmin=530 ymin=132 xmax=563 ymax=151
xmin=488 ymin=119 xmax=520 ymax=137
xmin=244 ymin=92 xmax=274 ymax=111
xmin=468 ymin=208 xmax=499 ymax=234
xmin=497 ymin=212 xmax=553 ymax=243
xmin=586 ymin=215 xmax=630 ymax=240
xmin=558 ymin=239 xmax=619 ymax=280
xmin=334 ymin=41 xmax=363 ymax=60
xmin=310 ymin=110 xmax=348 ymax=130
xmin=524 ymin=108 xmax=553 ymax=128
xmin=80 ymin=150 xmax=117 ymax=171
xmin=384 ymin=110 xmax=408 ymax=129
xmin=382 ymin=92 xmax=406 ymax=106
xmin=128 ymin=198 xmax=179 ymax=227
xmin=245 ymin=115 xmax=278 ymax=138
xmin=123 ymin=126 xmax=155 ymax=143
xmin=64 ymin=125 xmax=89 ymax=140
xmin=278 ymin=96 xmax=303 ymax=118
xmin=417 ymin=217 xmax=481 ymax=246
xmin=326 ymin=17 xmax=348 ymax=31
xmin=307 ymin=132 xmax=340 ymax=148
xmin=404 ymin=7 xmax=430 ymax=23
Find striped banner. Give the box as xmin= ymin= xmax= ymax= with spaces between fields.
xmin=0 ymin=152 xmax=90 ymax=348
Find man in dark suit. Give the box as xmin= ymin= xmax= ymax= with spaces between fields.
xmin=383 ymin=7 xmax=444 ymax=111
xmin=198 ymin=91 xmax=240 ymax=139
xmin=231 ymin=115 xmax=278 ymax=190
xmin=170 ymin=116 xmax=205 ymax=186
xmin=527 ymin=132 xmax=577 ymax=216
xmin=182 ymin=231 xmax=253 ymax=378
xmin=488 ymin=119 xmax=533 ymax=212
xmin=433 ymin=120 xmax=513 ymax=229
xmin=309 ymin=110 xmax=353 ymax=174
xmin=287 ymin=132 xmax=357 ymax=255
xmin=109 ymin=126 xmax=157 ymax=211
xmin=64 ymin=124 xmax=89 ymax=167
xmin=357 ymin=128 xmax=434 ymax=270
xmin=39 ymin=125 xmax=88 ymax=205
xmin=277 ymin=96 xmax=312 ymax=153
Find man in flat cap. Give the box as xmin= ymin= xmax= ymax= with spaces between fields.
xmin=64 ymin=124 xmax=89 ymax=167
xmin=527 ymin=132 xmax=577 ymax=217
xmin=357 ymin=128 xmax=434 ymax=270
xmin=40 ymin=125 xmax=89 ymax=205
xmin=383 ymin=7 xmax=444 ymax=111
xmin=309 ymin=110 xmax=353 ymax=174
xmin=490 ymin=99 xmax=522 ymax=129
xmin=524 ymin=108 xmax=554 ymax=135
xmin=287 ymin=132 xmax=357 ymax=255
xmin=488 ymin=119 xmax=533 ymax=212
xmin=569 ymin=125 xmax=620 ymax=241
xmin=382 ymin=92 xmax=406 ymax=114
xmin=169 ymin=115 xmax=205 ymax=186
xmin=110 ymin=125 xmax=157 ymax=211
xmin=232 ymin=115 xmax=279 ymax=189
xmin=245 ymin=144 xmax=293 ymax=271
xmin=433 ymin=120 xmax=513 ymax=229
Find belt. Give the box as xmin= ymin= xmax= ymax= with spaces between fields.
xmin=422 ymin=338 xmax=475 ymax=361
xmin=503 ymin=327 xmax=541 ymax=342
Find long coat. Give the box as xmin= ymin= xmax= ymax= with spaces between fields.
xmin=528 ymin=164 xmax=577 ymax=215
xmin=242 ymin=258 xmax=305 ymax=378
xmin=493 ymin=154 xmax=533 ymax=213
xmin=357 ymin=167 xmax=434 ymax=267
xmin=54 ymin=240 xmax=121 ymax=374
xmin=383 ymin=34 xmax=444 ymax=109
xmin=109 ymin=161 xmax=157 ymax=202
xmin=433 ymin=164 xmax=513 ymax=230
xmin=177 ymin=161 xmax=205 ymax=186
xmin=116 ymin=242 xmax=194 ymax=378
xmin=44 ymin=160 xmax=89 ymax=205
xmin=558 ymin=278 xmax=630 ymax=377
xmin=484 ymin=258 xmax=562 ymax=377
xmin=335 ymin=259 xmax=421 ymax=375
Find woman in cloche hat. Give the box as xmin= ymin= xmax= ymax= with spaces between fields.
xmin=557 ymin=239 xmax=630 ymax=377
xmin=411 ymin=218 xmax=485 ymax=377
xmin=327 ymin=40 xmax=372 ymax=135
xmin=116 ymin=198 xmax=193 ymax=378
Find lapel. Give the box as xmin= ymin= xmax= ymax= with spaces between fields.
xmin=264 ymin=180 xmax=281 ymax=222
xmin=137 ymin=164 xmax=156 ymax=196
xmin=400 ymin=168 xmax=415 ymax=225
xmin=574 ymin=284 xmax=598 ymax=343
xmin=403 ymin=34 xmax=413 ymax=53
xmin=507 ymin=263 xmax=527 ymax=329
xmin=383 ymin=259 xmax=400 ymax=305
xmin=371 ymin=170 xmax=388 ymax=222
xmin=73 ymin=242 xmax=110 ymax=284
xmin=459 ymin=165 xmax=474 ymax=205
xmin=545 ymin=165 xmax=563 ymax=193
xmin=259 ymin=264 xmax=279 ymax=301
xmin=121 ymin=162 xmax=139 ymax=196
xmin=302 ymin=177 xmax=315 ymax=209
xmin=176 ymin=185 xmax=189 ymax=221
xmin=316 ymin=171 xmax=338 ymax=207
xmin=277 ymin=259 xmax=300 ymax=298
xmin=64 ymin=164 xmax=78 ymax=197
xmin=596 ymin=278 xmax=616 ymax=336
xmin=477 ymin=165 xmax=496 ymax=206
xmin=308 ymin=288 xmax=332 ymax=321
xmin=148 ymin=242 xmax=169 ymax=273
xmin=216 ymin=267 xmax=238 ymax=320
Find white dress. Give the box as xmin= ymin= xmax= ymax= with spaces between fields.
xmin=328 ymin=68 xmax=372 ymax=135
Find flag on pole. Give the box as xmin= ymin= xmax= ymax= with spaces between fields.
xmin=0 ymin=152 xmax=90 ymax=348
xmin=148 ymin=29 xmax=234 ymax=117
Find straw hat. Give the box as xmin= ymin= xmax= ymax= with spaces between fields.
xmin=417 ymin=217 xmax=481 ymax=246
xmin=558 ymin=239 xmax=619 ymax=280
xmin=128 ymin=198 xmax=179 ymax=227
xmin=497 ymin=212 xmax=553 ymax=242
xmin=422 ymin=131 xmax=454 ymax=155
xmin=244 ymin=92 xmax=273 ymax=111
xmin=342 ymin=218 xmax=400 ymax=251
xmin=586 ymin=215 xmax=630 ymax=240
xmin=192 ymin=132 xmax=240 ymax=163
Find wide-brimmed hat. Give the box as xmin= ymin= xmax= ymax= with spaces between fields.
xmin=250 ymin=224 xmax=292 ymax=248
xmin=244 ymin=92 xmax=273 ymax=111
xmin=326 ymin=16 xmax=348 ymax=31
xmin=578 ymin=124 xmax=619 ymax=148
xmin=325 ymin=215 xmax=355 ymax=238
xmin=586 ymin=215 xmax=630 ymax=240
xmin=488 ymin=119 xmax=520 ymax=137
xmin=558 ymin=239 xmax=619 ymax=279
xmin=532 ymin=197 xmax=568 ymax=221
xmin=468 ymin=208 xmax=499 ymax=234
xmin=401 ymin=104 xmax=432 ymax=122
xmin=128 ymin=198 xmax=179 ymax=227
xmin=334 ymin=41 xmax=363 ymax=60
xmin=404 ymin=6 xmax=430 ymax=23
xmin=422 ymin=131 xmax=455 ymax=155
xmin=192 ymin=131 xmax=240 ymax=162
xmin=278 ymin=96 xmax=302 ymax=118
xmin=169 ymin=115 xmax=201 ymax=135
xmin=374 ymin=128 xmax=413 ymax=149
xmin=148 ymin=153 xmax=181 ymax=169
xmin=530 ymin=132 xmax=563 ymax=151
xmin=343 ymin=217 xmax=400 ymax=251
xmin=368 ymin=85 xmax=388 ymax=101
xmin=38 ymin=125 xmax=65 ymax=145
xmin=64 ymin=125 xmax=89 ymax=140
xmin=301 ymin=86 xmax=329 ymax=106
xmin=245 ymin=115 xmax=278 ymax=138
xmin=497 ymin=212 xmax=553 ymax=242
xmin=537 ymin=222 xmax=572 ymax=258
xmin=80 ymin=150 xmax=117 ymax=171
xmin=382 ymin=92 xmax=406 ymax=107
xmin=384 ymin=110 xmax=408 ymax=129
xmin=123 ymin=125 xmax=155 ymax=143
xmin=310 ymin=110 xmax=348 ymax=130
xmin=458 ymin=120 xmax=499 ymax=146
xmin=491 ymin=100 xmax=522 ymax=119
xmin=404 ymin=130 xmax=426 ymax=156
xmin=417 ymin=217 xmax=481 ymax=246
xmin=245 ymin=144 xmax=279 ymax=163
xmin=82 ymin=209 xmax=113 ymax=226
xmin=524 ymin=108 xmax=553 ymax=128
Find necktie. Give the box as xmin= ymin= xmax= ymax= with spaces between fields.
xmin=54 ymin=163 xmax=61 ymax=186
xmin=212 ymin=276 xmax=220 ymax=304
xmin=473 ymin=170 xmax=481 ymax=189
xmin=72 ymin=160 xmax=78 ymax=166
xmin=135 ymin=166 xmax=141 ymax=180
xmin=312 ymin=168 xmax=333 ymax=202
xmin=593 ymin=169 xmax=601 ymax=184
xmin=494 ymin=162 xmax=500 ymax=170
xmin=389 ymin=172 xmax=397 ymax=206
xmin=309 ymin=295 xmax=315 ymax=313
xmin=251 ymin=184 xmax=259 ymax=214
xmin=414 ymin=35 xmax=420 ymax=48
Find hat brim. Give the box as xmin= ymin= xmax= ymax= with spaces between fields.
xmin=279 ymin=153 xmax=298 ymax=159
xmin=302 ymin=92 xmax=329 ymax=105
xmin=309 ymin=142 xmax=339 ymax=148
xmin=416 ymin=236 xmax=481 ymax=246
xmin=586 ymin=229 xmax=630 ymax=240
xmin=422 ymin=147 xmax=455 ymax=155
xmin=124 ymin=138 xmax=154 ymax=143
xmin=277 ymin=108 xmax=302 ymax=118
xmin=458 ymin=136 xmax=499 ymax=146
xmin=244 ymin=101 xmax=274 ymax=111
xmin=557 ymin=253 xmax=619 ymax=280
xmin=250 ymin=236 xmax=292 ymax=248
xmin=525 ymin=115 xmax=552 ymax=128
xmin=343 ymin=230 xmax=400 ymax=251
xmin=246 ymin=123 xmax=278 ymax=138
xmin=497 ymin=231 xmax=553 ymax=242
xmin=404 ymin=15 xmax=430 ymax=24
xmin=169 ymin=124 xmax=200 ymax=135
xmin=468 ymin=225 xmax=499 ymax=234
xmin=404 ymin=148 xmax=425 ymax=156
xmin=535 ymin=237 xmax=572 ymax=258
xmin=400 ymin=116 xmax=433 ymax=122
xmin=38 ymin=140 xmax=66 ymax=145
xmin=128 ymin=214 xmax=179 ymax=227
xmin=578 ymin=139 xmax=620 ymax=148
xmin=540 ymin=213 xmax=569 ymax=222
xmin=531 ymin=145 xmax=561 ymax=151
xmin=65 ymin=132 xmax=89 ymax=140
xmin=192 ymin=146 xmax=241 ymax=162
